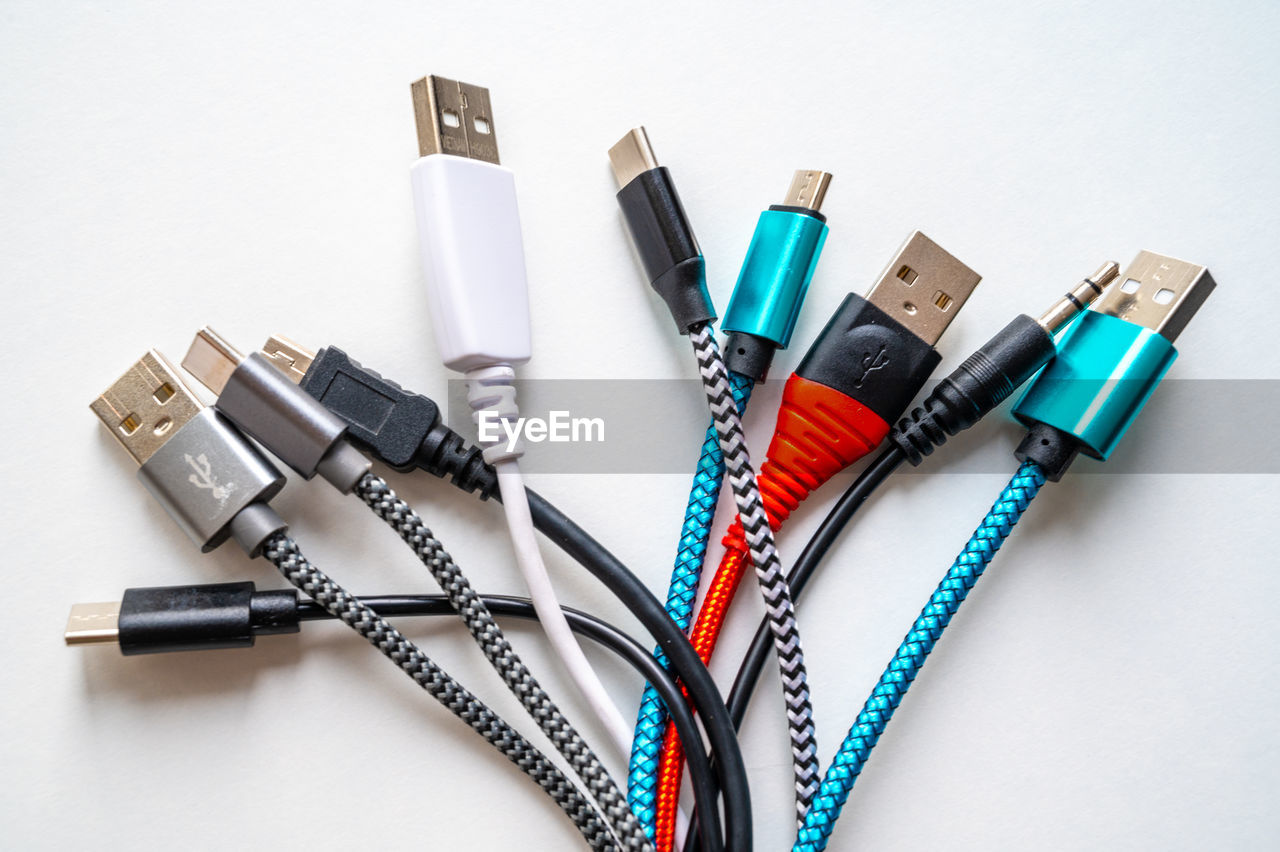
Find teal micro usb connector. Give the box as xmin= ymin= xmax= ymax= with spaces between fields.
xmin=624 ymin=164 xmax=834 ymax=838
xmin=721 ymin=169 xmax=832 ymax=379
xmin=1014 ymin=250 xmax=1217 ymax=477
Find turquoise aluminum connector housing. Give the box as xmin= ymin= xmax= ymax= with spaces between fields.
xmin=722 ymin=208 xmax=828 ymax=349
xmin=1012 ymin=310 xmax=1177 ymax=459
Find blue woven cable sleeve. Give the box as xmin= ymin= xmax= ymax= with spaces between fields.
xmin=794 ymin=460 xmax=1048 ymax=852
xmin=627 ymin=369 xmax=755 ymax=834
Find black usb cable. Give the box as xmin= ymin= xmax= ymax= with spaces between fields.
xmin=64 ymin=581 xmax=720 ymax=850
xmin=253 ymin=334 xmax=755 ymax=852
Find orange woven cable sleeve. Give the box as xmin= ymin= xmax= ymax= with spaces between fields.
xmin=651 ymin=374 xmax=891 ymax=851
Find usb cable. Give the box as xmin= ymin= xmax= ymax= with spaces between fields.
xmin=657 ymin=231 xmax=982 ymax=848
xmin=87 ymin=352 xmax=621 ymax=850
xmin=179 ymin=327 xmax=651 ymax=852
xmin=793 ymin=252 xmax=1216 ymax=851
xmin=628 ymin=168 xmax=832 ymax=838
xmin=609 ymin=126 xmax=818 ymax=836
xmin=680 ymin=258 xmax=1119 ymax=852
xmin=65 ymin=580 xmax=726 ymax=852
xmin=248 ymin=333 xmax=754 ymax=852
xmin=408 ymin=75 xmax=638 ymax=766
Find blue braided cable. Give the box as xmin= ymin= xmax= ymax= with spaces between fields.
xmin=628 ymin=369 xmax=755 ymax=834
xmin=794 ymin=460 xmax=1048 ymax=852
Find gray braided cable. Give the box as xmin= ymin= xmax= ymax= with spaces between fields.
xmin=688 ymin=324 xmax=820 ymax=825
xmin=259 ymin=532 xmax=618 ymax=852
xmin=355 ymin=473 xmax=654 ymax=852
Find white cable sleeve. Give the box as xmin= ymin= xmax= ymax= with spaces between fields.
xmin=411 ymin=149 xmax=635 ymax=766
xmin=495 ymin=459 xmax=636 ymax=755
xmin=466 ymin=365 xmax=635 ymax=758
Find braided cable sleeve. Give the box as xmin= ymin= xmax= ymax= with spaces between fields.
xmin=687 ymin=324 xmax=818 ymax=839
xmin=689 ymin=376 xmax=890 ymax=680
xmin=684 ymin=450 xmax=906 ymax=852
xmin=793 ymin=460 xmax=1047 ymax=852
xmin=257 ymin=532 xmax=618 ymax=851
xmin=521 ymin=491 xmax=754 ymax=852
xmin=659 ymin=369 xmax=891 ymax=847
xmin=721 ymin=449 xmax=906 ymax=731
xmin=355 ymin=474 xmax=653 ymax=852
xmin=658 ymin=378 xmax=892 ymax=840
xmin=627 ymin=370 xmax=754 ymax=834
xmin=294 ymin=590 xmax=724 ymax=852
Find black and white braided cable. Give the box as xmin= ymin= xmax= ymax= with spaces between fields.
xmin=355 ymin=474 xmax=653 ymax=852
xmin=259 ymin=532 xmax=618 ymax=851
xmin=688 ymin=323 xmax=820 ymax=824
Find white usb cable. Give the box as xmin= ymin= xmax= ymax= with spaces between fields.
xmin=407 ymin=75 xmax=635 ymax=758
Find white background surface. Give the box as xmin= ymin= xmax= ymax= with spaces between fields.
xmin=3 ymin=1 xmax=1279 ymax=849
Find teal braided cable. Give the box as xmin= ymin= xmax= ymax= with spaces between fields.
xmin=628 ymin=369 xmax=755 ymax=833
xmin=794 ymin=460 xmax=1047 ymax=852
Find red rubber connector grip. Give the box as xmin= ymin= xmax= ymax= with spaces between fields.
xmin=652 ymin=374 xmax=890 ymax=851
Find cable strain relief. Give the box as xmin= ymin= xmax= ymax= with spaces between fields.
xmin=767 ymin=372 xmax=890 ymax=481
xmin=719 ymin=456 xmax=808 ymax=551
xmin=417 ymin=422 xmax=500 ymax=500
xmin=720 ymin=376 xmax=889 ymax=548
xmin=1014 ymin=422 xmax=1080 ymax=482
xmin=314 ymin=441 xmax=371 ymax=494
xmin=723 ymin=331 xmax=774 ymax=381
xmin=758 ymin=458 xmax=808 ymax=526
xmin=230 ymin=502 xmax=288 ymax=558
xmin=890 ymin=395 xmax=955 ymax=465
xmin=654 ymin=257 xmax=716 ymax=333
xmin=465 ymin=364 xmax=524 ymax=465
xmin=891 ymin=314 xmax=1058 ymax=466
xmin=249 ymin=589 xmax=302 ymax=636
xmin=721 ymin=519 xmax=747 ymax=551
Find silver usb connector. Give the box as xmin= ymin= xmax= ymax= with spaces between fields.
xmin=260 ymin=336 xmax=317 ymax=386
xmin=410 ymin=75 xmax=500 ymax=164
xmin=90 ymin=352 xmax=286 ymax=552
xmin=608 ymin=127 xmax=660 ymax=189
xmin=1093 ymin=251 xmax=1217 ymax=342
xmin=865 ymin=231 xmax=982 ymax=346
xmin=182 ymin=327 xmax=367 ymax=492
xmin=64 ymin=602 xmax=121 ymax=646
xmin=89 ymin=351 xmax=203 ymax=466
xmin=782 ymin=170 xmax=833 ymax=213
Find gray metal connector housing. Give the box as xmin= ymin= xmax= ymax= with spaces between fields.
xmin=137 ymin=408 xmax=286 ymax=551
xmin=183 ymin=328 xmax=370 ymax=493
xmin=90 ymin=351 xmax=288 ymax=554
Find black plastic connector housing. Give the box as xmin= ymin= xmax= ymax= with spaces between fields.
xmin=724 ymin=330 xmax=774 ymax=381
xmin=768 ymin=204 xmax=827 ymax=223
xmin=1014 ymin=422 xmax=1082 ymax=482
xmin=298 ymin=347 xmax=440 ymax=470
xmin=795 ymin=293 xmax=942 ymax=424
xmin=891 ymin=314 xmax=1057 ymax=464
xmin=118 ymin=582 xmax=298 ymax=655
xmin=296 ymin=346 xmax=498 ymax=499
xmin=616 ymin=167 xmax=716 ymax=333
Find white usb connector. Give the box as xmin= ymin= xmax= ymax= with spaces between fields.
xmin=408 ymin=75 xmax=635 ymax=760
xmin=409 ymin=76 xmax=531 ymax=372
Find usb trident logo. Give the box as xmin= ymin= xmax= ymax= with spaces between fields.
xmin=185 ymin=453 xmax=235 ymax=505
xmin=853 ymin=345 xmax=890 ymax=388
